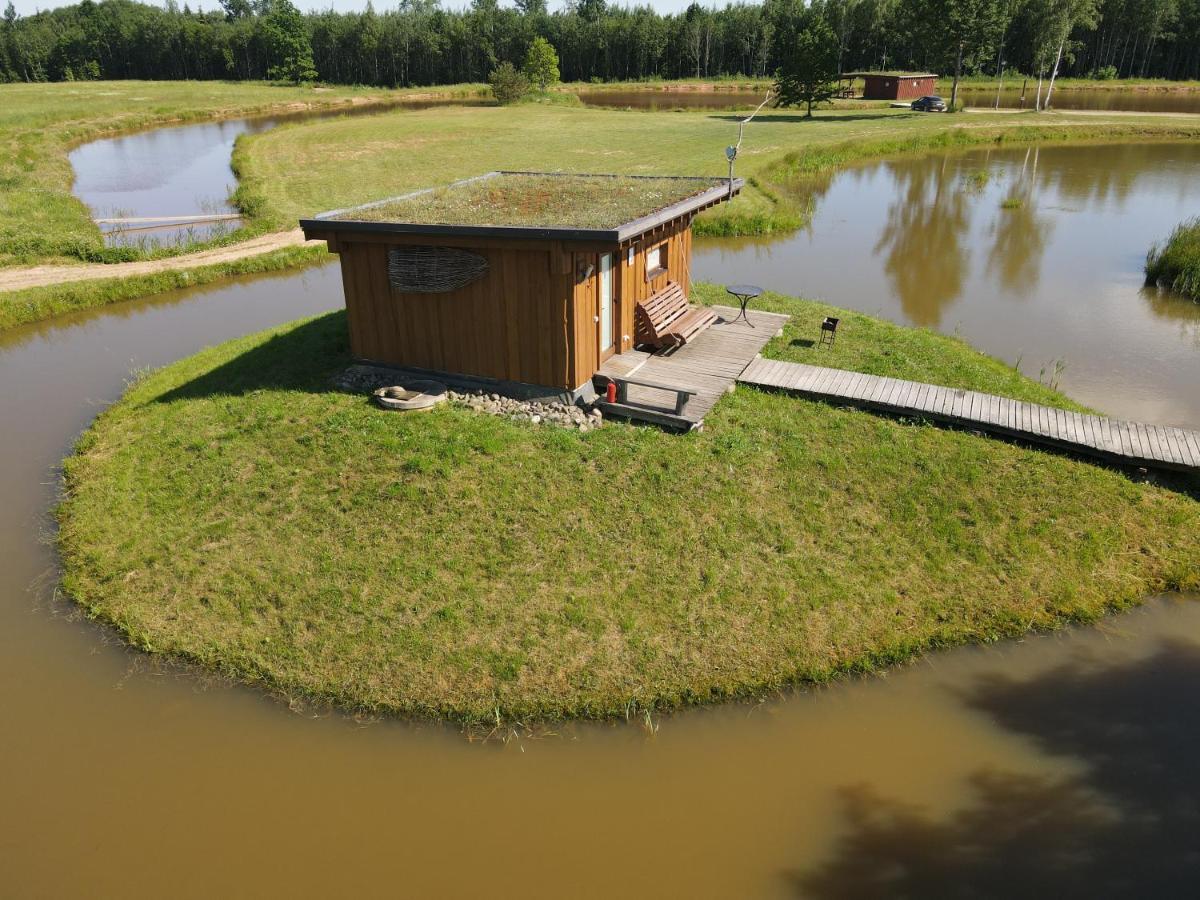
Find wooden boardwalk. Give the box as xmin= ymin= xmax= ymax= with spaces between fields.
xmin=595 ymin=306 xmax=791 ymax=430
xmin=739 ymin=359 xmax=1200 ymax=474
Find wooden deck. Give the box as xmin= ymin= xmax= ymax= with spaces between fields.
xmin=595 ymin=306 xmax=791 ymax=430
xmin=739 ymin=359 xmax=1200 ymax=474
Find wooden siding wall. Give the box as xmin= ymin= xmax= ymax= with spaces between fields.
xmin=337 ymin=239 xmax=575 ymax=389
xmin=895 ymin=77 xmax=937 ymax=100
xmin=617 ymin=219 xmax=693 ymax=353
xmin=569 ymin=256 xmax=600 ymax=388
xmin=862 ymin=75 xmax=936 ymax=100
xmin=566 ymin=218 xmax=693 ymax=388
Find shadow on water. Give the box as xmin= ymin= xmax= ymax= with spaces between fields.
xmin=790 ymin=640 xmax=1200 ymax=898
xmin=154 ymin=311 xmax=349 ymax=402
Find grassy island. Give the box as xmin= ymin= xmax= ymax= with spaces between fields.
xmin=1146 ymin=218 xmax=1200 ymax=300
xmin=57 ymin=286 xmax=1200 ymax=721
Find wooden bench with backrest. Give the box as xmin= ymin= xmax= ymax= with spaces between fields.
xmin=634 ymin=281 xmax=718 ymax=351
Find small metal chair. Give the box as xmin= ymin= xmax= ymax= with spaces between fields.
xmin=819 ymin=316 xmax=840 ymax=347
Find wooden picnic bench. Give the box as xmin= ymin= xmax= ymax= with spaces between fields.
xmin=634 ymin=281 xmax=718 ymax=350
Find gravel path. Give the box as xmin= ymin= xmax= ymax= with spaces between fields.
xmin=0 ymin=229 xmax=316 ymax=293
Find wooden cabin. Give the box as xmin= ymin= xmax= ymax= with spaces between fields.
xmin=300 ymin=171 xmax=742 ymax=401
xmin=849 ymin=72 xmax=938 ymax=101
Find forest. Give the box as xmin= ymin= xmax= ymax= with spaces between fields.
xmin=2 ymin=0 xmax=1199 ymax=88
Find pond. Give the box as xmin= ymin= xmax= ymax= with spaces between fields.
xmin=577 ymin=89 xmax=771 ymax=110
xmin=694 ymin=142 xmax=1200 ymax=428
xmin=6 ymin=123 xmax=1195 ymax=893
xmin=958 ymin=86 xmax=1200 ymax=114
xmin=577 ymin=86 xmax=1200 ymax=115
xmin=1 ymin=267 xmax=1197 ymax=895
xmin=68 ymin=97 xmax=487 ymax=248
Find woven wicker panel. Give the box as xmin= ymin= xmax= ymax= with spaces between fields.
xmin=387 ymin=246 xmax=489 ymax=293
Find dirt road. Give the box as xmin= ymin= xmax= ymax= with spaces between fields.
xmin=0 ymin=229 xmax=317 ymax=293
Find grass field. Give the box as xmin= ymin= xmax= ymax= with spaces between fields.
xmin=5 ymin=79 xmax=1198 ymax=272
xmin=0 ymin=80 xmax=485 ymax=267
xmin=58 ymin=284 xmax=1199 ymax=722
xmin=239 ymin=102 xmax=1200 ymax=239
xmin=4 ymin=80 xmax=1200 ymax=329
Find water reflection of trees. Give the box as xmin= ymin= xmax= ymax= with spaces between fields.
xmin=985 ymin=148 xmax=1055 ymax=295
xmin=873 ymin=156 xmax=973 ymax=327
xmin=791 ymin=640 xmax=1200 ymax=898
xmin=873 ymin=148 xmax=1062 ymax=322
xmin=1029 ymin=143 xmax=1154 ymax=212
xmin=1141 ymin=286 xmax=1200 ymax=349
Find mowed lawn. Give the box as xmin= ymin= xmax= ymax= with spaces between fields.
xmin=0 ymin=80 xmax=484 ymax=266
xmin=4 ymin=78 xmax=1199 ymax=267
xmin=58 ymin=286 xmax=1200 ymax=721
xmin=240 ymin=101 xmax=1200 ymax=235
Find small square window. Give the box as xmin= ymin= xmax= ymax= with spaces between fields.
xmin=646 ymin=242 xmax=668 ymax=281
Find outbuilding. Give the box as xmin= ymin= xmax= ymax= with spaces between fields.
xmin=850 ymin=72 xmax=939 ymax=101
xmin=300 ymin=171 xmax=741 ymax=401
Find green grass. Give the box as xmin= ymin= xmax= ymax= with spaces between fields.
xmin=0 ymin=80 xmax=486 ymax=267
xmin=239 ymin=103 xmax=1200 ymax=241
xmin=561 ymin=77 xmax=776 ymax=91
xmin=0 ymin=245 xmax=329 ymax=333
xmin=335 ymin=173 xmax=726 ymax=228
xmin=1146 ymin=218 xmax=1200 ymax=301
xmin=57 ymin=287 xmax=1199 ymax=722
xmin=5 ymin=82 xmax=1200 ymax=332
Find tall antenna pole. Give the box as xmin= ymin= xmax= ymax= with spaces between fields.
xmin=726 ymin=87 xmax=774 ymax=198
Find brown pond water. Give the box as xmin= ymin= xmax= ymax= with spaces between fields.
xmin=68 ymin=97 xmax=487 ymax=248
xmin=959 ymin=86 xmax=1200 ymax=114
xmin=695 ymin=142 xmax=1200 ymax=428
xmin=577 ymin=89 xmax=771 ymax=110
xmin=5 ymin=137 xmax=1196 ymax=894
xmin=578 ymin=87 xmax=1200 ymax=115
xmin=1 ymin=269 xmax=1198 ymax=896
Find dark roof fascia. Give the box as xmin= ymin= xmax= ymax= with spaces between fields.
xmin=844 ymin=71 xmax=938 ymax=79
xmin=299 ymin=172 xmax=743 ymax=245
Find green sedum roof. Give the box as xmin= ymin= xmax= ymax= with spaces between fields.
xmin=326 ymin=172 xmax=730 ymax=230
xmin=845 ymin=71 xmax=938 ymax=79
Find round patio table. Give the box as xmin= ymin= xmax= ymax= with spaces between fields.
xmin=725 ymin=283 xmax=763 ymax=327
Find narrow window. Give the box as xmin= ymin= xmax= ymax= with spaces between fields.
xmin=646 ymin=242 xmax=668 ymax=281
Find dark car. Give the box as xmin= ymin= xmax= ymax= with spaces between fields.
xmin=911 ymin=95 xmax=947 ymax=112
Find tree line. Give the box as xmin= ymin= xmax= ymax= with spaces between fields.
xmin=2 ymin=0 xmax=1199 ymax=88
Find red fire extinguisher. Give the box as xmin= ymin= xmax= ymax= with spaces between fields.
xmin=605 ymin=381 xmax=617 ymax=403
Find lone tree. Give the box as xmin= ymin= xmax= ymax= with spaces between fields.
xmin=489 ymin=61 xmax=529 ymax=104
xmin=522 ymin=36 xmax=559 ymax=90
xmin=773 ymin=15 xmax=839 ymax=118
xmin=262 ymin=0 xmax=316 ymax=83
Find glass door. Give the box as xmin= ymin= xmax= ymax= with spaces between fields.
xmin=598 ymin=253 xmax=614 ymax=360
